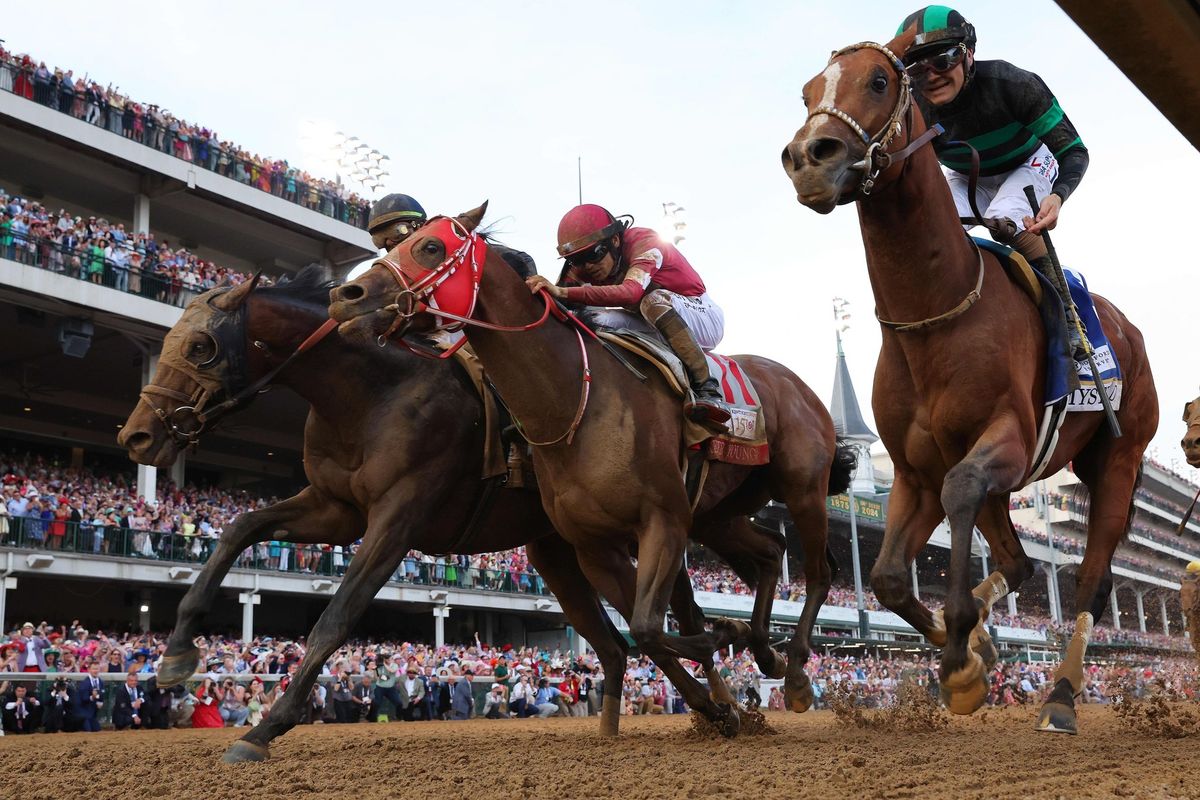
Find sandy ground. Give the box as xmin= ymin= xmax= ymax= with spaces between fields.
xmin=6 ymin=706 xmax=1199 ymax=800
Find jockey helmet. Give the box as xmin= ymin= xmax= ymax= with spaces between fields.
xmin=556 ymin=204 xmax=628 ymax=259
xmin=368 ymin=193 xmax=427 ymax=249
xmin=897 ymin=6 xmax=976 ymax=63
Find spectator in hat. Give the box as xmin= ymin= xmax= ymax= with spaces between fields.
xmin=190 ymin=675 xmax=223 ymax=728
xmin=395 ymin=661 xmax=425 ymax=721
xmin=482 ymin=683 xmax=507 ymax=719
xmin=16 ymin=622 xmax=51 ymax=672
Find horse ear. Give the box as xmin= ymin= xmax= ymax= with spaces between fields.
xmin=456 ymin=201 xmax=489 ymax=233
xmin=210 ymin=271 xmax=263 ymax=312
xmin=885 ymin=26 xmax=918 ymax=61
xmin=1185 ymin=401 xmax=1195 ymax=423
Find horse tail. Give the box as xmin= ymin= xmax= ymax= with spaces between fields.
xmin=827 ymin=438 xmax=858 ymax=497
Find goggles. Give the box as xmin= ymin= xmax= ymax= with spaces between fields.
xmin=906 ymin=43 xmax=967 ymax=79
xmin=565 ymin=241 xmax=610 ymax=270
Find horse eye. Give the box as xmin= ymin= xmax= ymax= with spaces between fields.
xmin=871 ymin=76 xmax=888 ymax=93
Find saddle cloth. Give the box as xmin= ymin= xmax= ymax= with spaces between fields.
xmin=596 ymin=328 xmax=770 ymax=466
xmin=973 ymin=238 xmax=1122 ymax=412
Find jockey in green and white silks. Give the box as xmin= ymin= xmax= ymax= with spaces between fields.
xmin=898 ymin=5 xmax=1090 ymax=358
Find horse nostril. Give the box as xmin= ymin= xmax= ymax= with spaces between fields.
xmin=806 ymin=137 xmax=846 ymax=165
xmin=782 ymin=142 xmax=803 ymax=173
xmin=122 ymin=430 xmax=153 ymax=453
xmin=337 ymin=284 xmax=365 ymax=302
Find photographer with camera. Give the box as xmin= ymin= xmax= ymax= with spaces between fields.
xmin=218 ymin=677 xmax=249 ymax=727
xmin=190 ymin=675 xmax=223 ymax=728
xmin=42 ymin=676 xmax=73 ymax=733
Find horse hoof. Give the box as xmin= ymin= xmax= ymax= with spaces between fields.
xmin=713 ymin=703 xmax=741 ymax=738
xmin=785 ymin=676 xmax=814 ymax=714
xmin=939 ymin=653 xmax=988 ymax=715
xmin=757 ymin=648 xmax=787 ymax=680
xmin=157 ymin=648 xmax=200 ymax=688
xmin=1035 ymin=677 xmax=1078 ymax=735
xmin=969 ymin=623 xmax=999 ymax=669
xmin=222 ymin=740 xmax=271 ymax=764
xmin=713 ymin=618 xmax=751 ymax=647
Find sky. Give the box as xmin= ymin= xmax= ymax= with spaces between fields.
xmin=5 ymin=1 xmax=1199 ymax=470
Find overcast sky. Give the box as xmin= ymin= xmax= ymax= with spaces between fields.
xmin=6 ymin=1 xmax=1198 ymax=471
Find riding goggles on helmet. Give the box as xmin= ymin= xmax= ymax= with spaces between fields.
xmin=565 ymin=241 xmax=610 ymax=269
xmin=905 ymin=42 xmax=967 ymax=77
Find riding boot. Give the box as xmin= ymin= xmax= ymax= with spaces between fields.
xmin=652 ymin=309 xmax=731 ymax=429
xmin=1027 ymin=254 xmax=1085 ymax=393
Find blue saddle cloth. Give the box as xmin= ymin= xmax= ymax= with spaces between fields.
xmin=973 ymin=238 xmax=1121 ymax=409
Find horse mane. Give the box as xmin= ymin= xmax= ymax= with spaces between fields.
xmin=478 ymin=225 xmax=537 ymax=280
xmin=263 ymin=263 xmax=341 ymax=307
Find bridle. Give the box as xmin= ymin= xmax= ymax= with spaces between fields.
xmin=370 ymin=216 xmax=592 ymax=446
xmin=806 ymin=41 xmax=944 ymax=196
xmin=138 ymin=291 xmax=338 ymax=447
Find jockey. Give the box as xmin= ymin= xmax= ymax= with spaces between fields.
xmin=367 ymin=193 xmax=428 ymax=251
xmin=525 ymin=204 xmax=730 ymax=428
xmin=898 ymin=5 xmax=1089 ymax=360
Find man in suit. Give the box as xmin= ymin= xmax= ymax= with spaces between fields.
xmin=351 ymin=672 xmax=375 ymax=722
xmin=42 ymin=677 xmax=73 ymax=732
xmin=3 ymin=684 xmax=41 ymax=733
xmin=111 ymin=671 xmax=144 ymax=730
xmin=451 ymin=669 xmax=474 ymax=720
xmin=73 ymin=660 xmax=104 ymax=732
xmin=396 ymin=664 xmax=426 ymax=721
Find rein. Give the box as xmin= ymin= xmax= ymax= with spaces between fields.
xmin=140 ymin=317 xmax=338 ymax=446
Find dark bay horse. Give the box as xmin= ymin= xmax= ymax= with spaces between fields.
xmin=781 ymin=30 xmax=1157 ymax=733
xmin=118 ymin=266 xmax=797 ymax=756
xmin=328 ymin=208 xmax=855 ymax=731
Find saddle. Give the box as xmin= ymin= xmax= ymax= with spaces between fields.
xmin=596 ymin=328 xmax=770 ymax=467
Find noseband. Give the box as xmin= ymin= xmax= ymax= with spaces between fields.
xmin=807 ymin=41 xmax=943 ymax=195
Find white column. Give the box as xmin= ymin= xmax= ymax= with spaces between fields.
xmin=911 ymin=560 xmax=920 ymax=601
xmin=133 ymin=193 xmax=151 ymax=234
xmin=136 ymin=352 xmax=159 ymax=503
xmin=1006 ymin=593 xmax=1018 ymax=616
xmin=0 ymin=576 xmax=16 ymax=635
xmin=1135 ymin=589 xmax=1147 ymax=633
xmin=1160 ymin=594 xmax=1170 ymax=636
xmin=433 ymin=605 xmax=450 ymax=648
xmin=778 ymin=520 xmax=789 ymax=585
xmin=1110 ymin=590 xmax=1121 ymax=630
xmin=1045 ymin=565 xmax=1060 ymax=623
xmin=569 ymin=627 xmax=587 ymax=657
xmin=239 ymin=592 xmax=260 ymax=642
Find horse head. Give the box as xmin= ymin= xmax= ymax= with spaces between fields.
xmin=1182 ymin=393 xmax=1200 ymax=467
xmin=781 ymin=29 xmax=921 ymax=212
xmin=118 ymin=273 xmax=263 ymax=467
xmin=328 ymin=203 xmax=489 ymax=344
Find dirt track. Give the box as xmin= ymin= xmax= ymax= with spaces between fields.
xmin=6 ymin=706 xmax=1199 ymax=799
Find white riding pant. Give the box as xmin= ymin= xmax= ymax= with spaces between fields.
xmin=947 ymin=143 xmax=1059 ymax=233
xmin=587 ymin=292 xmax=725 ymax=350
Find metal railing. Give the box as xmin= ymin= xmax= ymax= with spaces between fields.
xmin=0 ymin=516 xmax=549 ymax=596
xmin=0 ymin=61 xmax=371 ymax=228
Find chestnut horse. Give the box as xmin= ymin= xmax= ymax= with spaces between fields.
xmin=328 ymin=208 xmax=855 ymax=733
xmin=1181 ymin=393 xmax=1200 ymax=468
xmin=781 ymin=29 xmax=1157 ymax=734
xmin=119 ymin=266 xmax=798 ymax=757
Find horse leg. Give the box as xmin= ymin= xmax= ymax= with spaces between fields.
xmin=696 ymin=516 xmax=788 ymax=680
xmin=224 ymin=510 xmax=411 ymax=762
xmin=775 ymin=488 xmax=834 ymax=713
xmin=576 ymin=541 xmax=740 ymax=736
xmin=869 ymin=475 xmax=949 ymax=643
xmin=160 ymin=488 xmax=360 ymax=687
xmin=1036 ymin=451 xmax=1141 ymax=735
xmin=667 ymin=561 xmax=739 ymax=707
xmin=525 ymin=534 xmax=629 ymax=737
xmin=939 ymin=431 xmax=1028 ymax=716
xmin=964 ymin=495 xmax=1036 ymax=669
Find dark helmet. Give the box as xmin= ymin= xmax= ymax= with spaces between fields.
xmin=896 ymin=5 xmax=976 ymax=62
xmin=368 ymin=193 xmax=427 ymax=248
xmin=555 ymin=204 xmax=627 ymax=258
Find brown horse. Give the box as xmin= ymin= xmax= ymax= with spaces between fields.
xmin=328 ymin=208 xmax=855 ymax=731
xmin=1181 ymin=393 xmax=1200 ymax=468
xmin=781 ymin=30 xmax=1158 ymax=734
xmin=118 ymin=266 xmax=796 ymax=757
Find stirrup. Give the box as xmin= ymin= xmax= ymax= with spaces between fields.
xmin=685 ymin=393 xmax=731 ymax=427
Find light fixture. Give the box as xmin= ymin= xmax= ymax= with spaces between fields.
xmin=312 ymin=578 xmax=334 ymax=592
xmin=26 ymin=553 xmax=55 ymax=569
xmin=534 ymin=598 xmax=554 ymax=611
xmin=429 ymin=589 xmax=448 ymax=602
xmin=139 ymin=604 xmax=150 ymax=613
xmin=23 ymin=406 xmax=31 ymax=412
xmin=168 ymin=566 xmax=194 ymax=580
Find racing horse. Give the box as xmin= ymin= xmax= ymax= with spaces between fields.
xmin=780 ymin=28 xmax=1157 ymax=733
xmin=328 ymin=207 xmax=855 ymax=731
xmin=118 ymin=266 xmax=801 ymax=757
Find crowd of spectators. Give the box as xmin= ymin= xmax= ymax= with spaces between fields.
xmin=0 ymin=46 xmax=371 ymax=228
xmin=1 ymin=189 xmax=267 ymax=308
